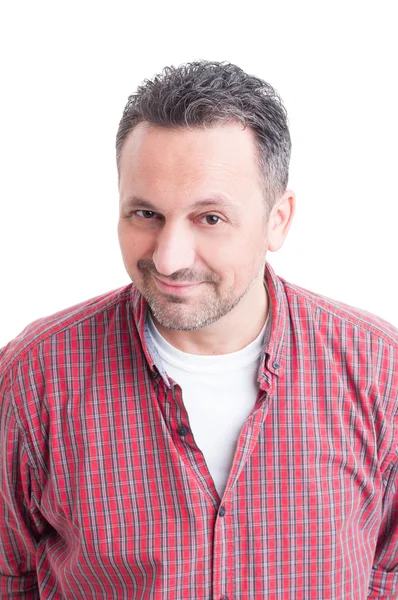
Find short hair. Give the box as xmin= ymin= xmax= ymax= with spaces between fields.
xmin=116 ymin=60 xmax=291 ymax=212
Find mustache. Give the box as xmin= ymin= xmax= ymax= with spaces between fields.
xmin=137 ymin=260 xmax=219 ymax=284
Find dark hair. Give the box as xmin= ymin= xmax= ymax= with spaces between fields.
xmin=116 ymin=60 xmax=291 ymax=211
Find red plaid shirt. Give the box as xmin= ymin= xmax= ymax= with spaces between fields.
xmin=1 ymin=262 xmax=397 ymax=599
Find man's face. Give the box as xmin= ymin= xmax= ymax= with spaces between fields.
xmin=118 ymin=121 xmax=270 ymax=331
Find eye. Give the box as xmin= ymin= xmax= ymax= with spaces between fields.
xmin=135 ymin=210 xmax=157 ymax=219
xmin=201 ymin=214 xmax=222 ymax=226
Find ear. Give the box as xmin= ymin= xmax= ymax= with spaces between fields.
xmin=267 ymin=190 xmax=296 ymax=252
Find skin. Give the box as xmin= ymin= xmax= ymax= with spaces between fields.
xmin=118 ymin=121 xmax=295 ymax=355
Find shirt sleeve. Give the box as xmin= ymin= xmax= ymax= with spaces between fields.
xmin=0 ymin=377 xmax=46 ymax=599
xmin=367 ymin=451 xmax=398 ymax=598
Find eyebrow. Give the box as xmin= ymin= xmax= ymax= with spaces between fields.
xmin=121 ymin=195 xmax=237 ymax=212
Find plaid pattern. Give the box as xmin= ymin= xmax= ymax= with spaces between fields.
xmin=1 ymin=262 xmax=397 ymax=599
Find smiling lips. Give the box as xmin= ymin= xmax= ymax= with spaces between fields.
xmin=153 ymin=275 xmax=204 ymax=295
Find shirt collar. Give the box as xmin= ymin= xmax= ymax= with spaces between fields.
xmin=260 ymin=261 xmax=287 ymax=381
xmin=129 ymin=261 xmax=287 ymax=384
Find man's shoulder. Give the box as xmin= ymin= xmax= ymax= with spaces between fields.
xmin=280 ymin=276 xmax=398 ymax=349
xmin=0 ymin=283 xmax=135 ymax=375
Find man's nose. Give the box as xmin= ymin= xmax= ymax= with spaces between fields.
xmin=152 ymin=223 xmax=195 ymax=277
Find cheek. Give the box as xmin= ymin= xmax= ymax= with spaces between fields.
xmin=203 ymin=229 xmax=265 ymax=266
xmin=228 ymin=234 xmax=267 ymax=284
xmin=198 ymin=235 xmax=262 ymax=284
xmin=119 ymin=227 xmax=153 ymax=261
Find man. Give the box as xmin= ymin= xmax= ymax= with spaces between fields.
xmin=0 ymin=61 xmax=397 ymax=599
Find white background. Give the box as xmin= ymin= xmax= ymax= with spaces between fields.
xmin=1 ymin=0 xmax=397 ymax=347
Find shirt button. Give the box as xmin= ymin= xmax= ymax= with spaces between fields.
xmin=273 ymin=362 xmax=280 ymax=369
xmin=219 ymin=506 xmax=226 ymax=517
xmin=151 ymin=369 xmax=158 ymax=378
xmin=177 ymin=425 xmax=189 ymax=436
xmin=220 ymin=596 xmax=229 ymax=599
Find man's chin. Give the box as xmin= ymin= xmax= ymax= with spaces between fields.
xmin=150 ymin=309 xmax=204 ymax=331
xmin=149 ymin=304 xmax=221 ymax=332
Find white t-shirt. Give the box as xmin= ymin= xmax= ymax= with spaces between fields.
xmin=146 ymin=308 xmax=268 ymax=500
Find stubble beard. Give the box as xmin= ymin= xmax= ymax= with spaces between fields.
xmin=137 ymin=263 xmax=264 ymax=331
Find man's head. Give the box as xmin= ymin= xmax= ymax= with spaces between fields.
xmin=117 ymin=61 xmax=295 ymax=334
xmin=116 ymin=61 xmax=291 ymax=214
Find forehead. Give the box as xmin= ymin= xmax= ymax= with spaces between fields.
xmin=118 ymin=122 xmax=262 ymax=200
